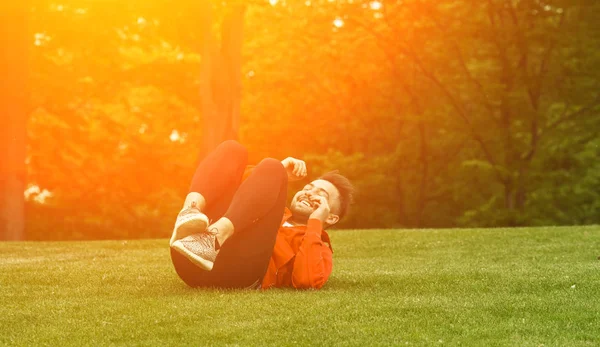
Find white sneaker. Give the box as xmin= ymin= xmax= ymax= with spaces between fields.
xmin=169 ymin=202 xmax=209 ymax=246
xmin=171 ymin=232 xmax=219 ymax=271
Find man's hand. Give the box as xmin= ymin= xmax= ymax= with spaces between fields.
xmin=309 ymin=195 xmax=330 ymax=223
xmin=281 ymin=157 xmax=307 ymax=182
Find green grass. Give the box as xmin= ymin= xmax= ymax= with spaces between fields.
xmin=1 ymin=226 xmax=599 ymax=346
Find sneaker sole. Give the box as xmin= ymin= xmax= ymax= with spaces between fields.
xmin=171 ymin=240 xmax=215 ymax=271
xmin=169 ymin=213 xmax=209 ymax=246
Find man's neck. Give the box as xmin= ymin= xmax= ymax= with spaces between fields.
xmin=287 ymin=216 xmax=330 ymax=230
xmin=287 ymin=215 xmax=308 ymax=226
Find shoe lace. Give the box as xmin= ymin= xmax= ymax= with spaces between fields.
xmin=208 ymin=226 xmax=218 ymax=236
xmin=208 ymin=227 xmax=222 ymax=250
xmin=184 ymin=233 xmax=215 ymax=253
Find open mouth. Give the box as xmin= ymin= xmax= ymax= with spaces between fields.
xmin=299 ymin=198 xmax=313 ymax=208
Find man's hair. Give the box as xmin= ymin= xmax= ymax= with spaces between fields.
xmin=318 ymin=171 xmax=355 ymax=220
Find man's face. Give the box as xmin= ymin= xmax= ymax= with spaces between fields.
xmin=290 ymin=179 xmax=341 ymax=223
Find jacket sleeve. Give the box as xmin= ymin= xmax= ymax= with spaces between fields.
xmin=291 ymin=219 xmax=333 ymax=289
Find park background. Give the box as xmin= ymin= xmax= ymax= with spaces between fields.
xmin=1 ymin=0 xmax=599 ymax=241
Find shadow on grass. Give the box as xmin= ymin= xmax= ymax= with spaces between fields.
xmin=157 ymin=276 xmax=372 ymax=294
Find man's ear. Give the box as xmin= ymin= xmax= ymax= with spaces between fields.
xmin=326 ymin=213 xmax=340 ymax=226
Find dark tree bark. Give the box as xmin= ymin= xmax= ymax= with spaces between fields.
xmin=416 ymin=120 xmax=429 ymax=228
xmin=0 ymin=2 xmax=28 ymax=240
xmin=198 ymin=2 xmax=246 ymax=160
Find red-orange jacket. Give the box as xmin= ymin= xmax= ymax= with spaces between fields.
xmin=262 ymin=208 xmax=333 ymax=289
xmin=261 ymin=208 xmax=333 ymax=289
xmin=242 ymin=166 xmax=334 ymax=289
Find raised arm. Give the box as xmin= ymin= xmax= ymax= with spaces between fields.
xmin=291 ymin=195 xmax=334 ymax=289
xmin=281 ymin=157 xmax=307 ymax=182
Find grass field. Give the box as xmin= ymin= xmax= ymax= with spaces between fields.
xmin=1 ymin=226 xmax=599 ymax=346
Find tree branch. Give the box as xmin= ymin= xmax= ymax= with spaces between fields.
xmin=542 ymin=94 xmax=600 ymax=134
xmin=417 ymin=0 xmax=496 ymax=116
xmin=529 ymin=11 xmax=565 ymax=111
xmin=347 ymin=17 xmax=501 ymax=175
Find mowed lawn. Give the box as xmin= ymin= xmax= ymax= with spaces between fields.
xmin=1 ymin=226 xmax=599 ymax=346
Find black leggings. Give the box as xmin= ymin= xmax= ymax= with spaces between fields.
xmin=170 ymin=140 xmax=288 ymax=288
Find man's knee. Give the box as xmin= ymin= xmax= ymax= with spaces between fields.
xmin=218 ymin=140 xmax=248 ymax=162
xmin=257 ymin=158 xmax=286 ymax=178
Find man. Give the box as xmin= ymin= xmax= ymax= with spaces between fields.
xmin=169 ymin=140 xmax=354 ymax=289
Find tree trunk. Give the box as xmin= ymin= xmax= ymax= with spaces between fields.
xmin=504 ymin=181 xmax=514 ymax=211
xmin=198 ymin=2 xmax=245 ymax=159
xmin=416 ymin=120 xmax=429 ymax=228
xmin=515 ymin=165 xmax=529 ymax=211
xmin=0 ymin=2 xmax=28 ymax=240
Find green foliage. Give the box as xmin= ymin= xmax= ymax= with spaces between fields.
xmin=24 ymin=0 xmax=600 ymax=239
xmin=305 ymin=150 xmax=399 ymax=228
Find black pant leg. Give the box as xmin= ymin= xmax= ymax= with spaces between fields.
xmin=209 ymin=160 xmax=288 ymax=288
xmin=171 ymin=140 xmax=247 ymax=287
xmin=171 ymin=158 xmax=288 ymax=288
xmin=188 ymin=140 xmax=248 ymax=221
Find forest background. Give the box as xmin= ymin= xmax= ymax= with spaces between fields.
xmin=1 ymin=0 xmax=598 ymax=240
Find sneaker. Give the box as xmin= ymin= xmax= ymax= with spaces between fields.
xmin=169 ymin=202 xmax=209 ymax=246
xmin=171 ymin=232 xmax=219 ymax=271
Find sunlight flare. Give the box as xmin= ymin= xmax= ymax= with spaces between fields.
xmin=333 ymin=17 xmax=344 ymax=28
xmin=369 ymin=1 xmax=382 ymax=10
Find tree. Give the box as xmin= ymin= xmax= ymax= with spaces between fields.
xmin=198 ymin=2 xmax=246 ymax=159
xmin=339 ymin=0 xmax=600 ymax=226
xmin=0 ymin=2 xmax=29 ymax=240
xmin=20 ymin=0 xmax=600 ymax=239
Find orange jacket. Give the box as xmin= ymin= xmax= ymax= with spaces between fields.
xmin=261 ymin=208 xmax=333 ymax=289
xmin=241 ymin=165 xmax=333 ymax=289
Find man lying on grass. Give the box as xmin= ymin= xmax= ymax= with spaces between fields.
xmin=169 ymin=140 xmax=354 ymax=290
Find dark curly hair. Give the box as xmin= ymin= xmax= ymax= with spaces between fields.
xmin=318 ymin=171 xmax=355 ymax=219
